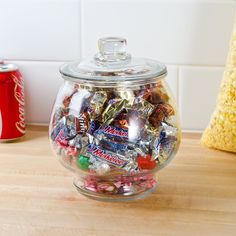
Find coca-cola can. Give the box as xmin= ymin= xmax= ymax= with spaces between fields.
xmin=0 ymin=61 xmax=26 ymax=141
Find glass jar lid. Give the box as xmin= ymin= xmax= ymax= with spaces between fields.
xmin=60 ymin=37 xmax=167 ymax=86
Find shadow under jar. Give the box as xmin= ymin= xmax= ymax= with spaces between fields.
xmin=49 ymin=37 xmax=181 ymax=201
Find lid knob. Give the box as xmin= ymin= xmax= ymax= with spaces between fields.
xmin=94 ymin=37 xmax=131 ymax=65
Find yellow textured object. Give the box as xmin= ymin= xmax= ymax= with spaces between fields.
xmin=201 ymin=16 xmax=236 ymax=153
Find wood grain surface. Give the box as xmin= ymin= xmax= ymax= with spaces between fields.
xmin=0 ymin=126 xmax=236 ymax=236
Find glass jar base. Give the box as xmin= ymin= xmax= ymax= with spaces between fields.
xmin=73 ymin=174 xmax=158 ymax=202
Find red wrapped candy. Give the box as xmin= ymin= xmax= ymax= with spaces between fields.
xmin=137 ymin=154 xmax=156 ymax=170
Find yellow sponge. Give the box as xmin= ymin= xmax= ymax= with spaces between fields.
xmin=201 ymin=16 xmax=236 ymax=153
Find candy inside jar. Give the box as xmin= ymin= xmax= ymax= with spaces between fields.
xmin=49 ymin=37 xmax=181 ymax=201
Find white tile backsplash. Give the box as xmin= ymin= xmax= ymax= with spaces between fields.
xmin=7 ymin=61 xmax=64 ymax=124
xmin=0 ymin=0 xmax=234 ymax=131
xmin=82 ymin=0 xmax=235 ymax=65
xmin=179 ymin=66 xmax=224 ymax=131
xmin=0 ymin=0 xmax=81 ymax=61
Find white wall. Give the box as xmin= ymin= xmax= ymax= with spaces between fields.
xmin=0 ymin=0 xmax=235 ymax=131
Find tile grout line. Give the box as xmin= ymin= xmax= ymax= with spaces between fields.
xmin=177 ymin=65 xmax=181 ymax=122
xmin=80 ymin=0 xmax=84 ymax=59
xmin=176 ymin=65 xmax=179 ymax=107
xmin=78 ymin=0 xmax=82 ymax=60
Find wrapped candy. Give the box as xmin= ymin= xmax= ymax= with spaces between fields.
xmin=149 ymin=103 xmax=175 ymax=128
xmin=132 ymin=97 xmax=154 ymax=118
xmin=94 ymin=124 xmax=129 ymax=143
xmin=152 ymin=122 xmax=178 ymax=164
xmin=77 ymin=155 xmax=91 ymax=170
xmin=88 ymin=91 xmax=107 ymax=119
xmin=137 ymin=154 xmax=156 ymax=170
xmin=87 ymin=120 xmax=100 ymax=135
xmin=102 ymin=99 xmax=129 ymax=124
xmin=52 ymin=107 xmax=69 ymax=127
xmin=86 ymin=143 xmax=128 ymax=168
xmin=88 ymin=156 xmax=111 ymax=175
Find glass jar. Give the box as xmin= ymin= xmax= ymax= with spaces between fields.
xmin=49 ymin=37 xmax=181 ymax=201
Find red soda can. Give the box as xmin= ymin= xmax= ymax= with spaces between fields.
xmin=0 ymin=61 xmax=26 ymax=141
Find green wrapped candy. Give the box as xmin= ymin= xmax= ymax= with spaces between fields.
xmin=77 ymin=155 xmax=91 ymax=170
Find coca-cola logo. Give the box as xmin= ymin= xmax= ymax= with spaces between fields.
xmin=12 ymin=74 xmax=26 ymax=134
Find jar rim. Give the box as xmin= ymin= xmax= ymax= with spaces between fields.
xmin=60 ymin=71 xmax=167 ymax=88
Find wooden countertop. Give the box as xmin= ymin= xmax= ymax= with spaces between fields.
xmin=0 ymin=126 xmax=236 ymax=236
